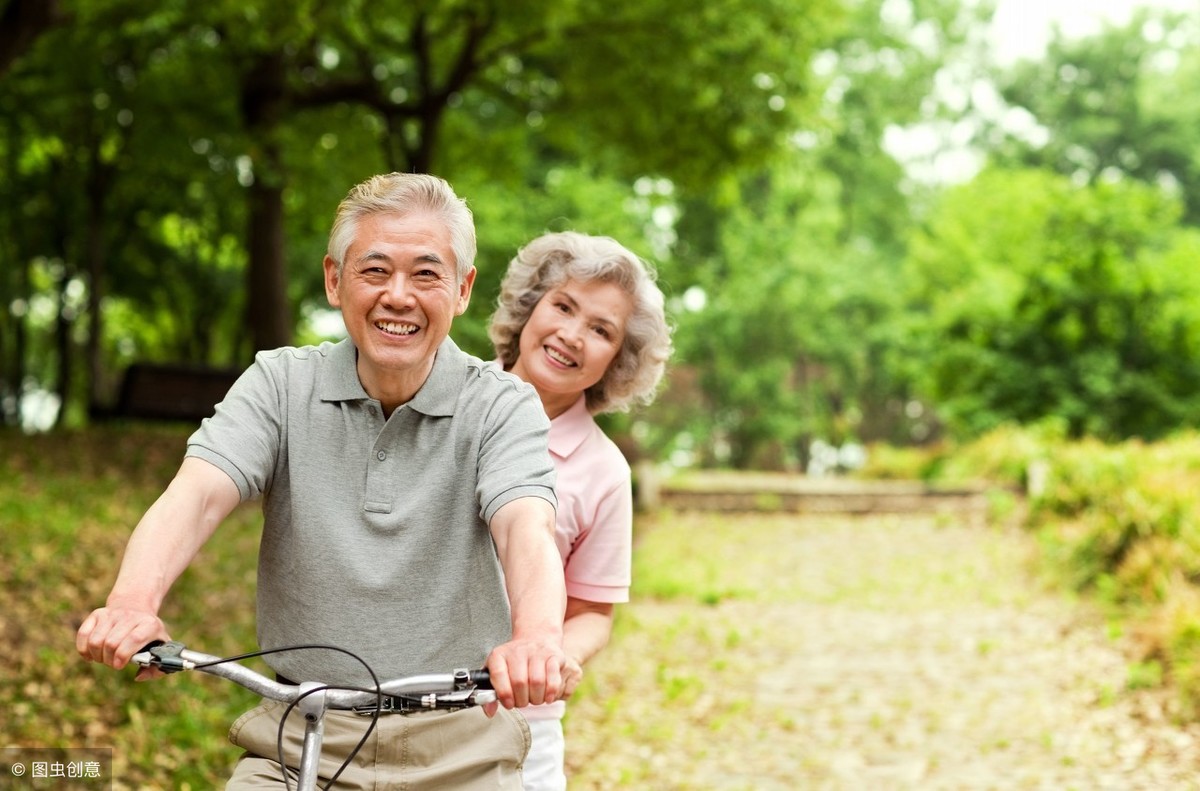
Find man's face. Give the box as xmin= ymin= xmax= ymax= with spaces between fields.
xmin=324 ymin=210 xmax=475 ymax=404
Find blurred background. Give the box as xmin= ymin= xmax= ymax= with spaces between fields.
xmin=7 ymin=3 xmax=1200 ymax=784
xmin=3 ymin=0 xmax=1199 ymax=468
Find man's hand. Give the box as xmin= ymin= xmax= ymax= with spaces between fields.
xmin=483 ymin=637 xmax=567 ymax=716
xmin=75 ymin=606 xmax=169 ymax=681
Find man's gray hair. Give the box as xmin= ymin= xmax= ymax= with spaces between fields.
xmin=327 ymin=173 xmax=476 ymax=281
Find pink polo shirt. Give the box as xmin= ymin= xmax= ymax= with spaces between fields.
xmin=550 ymin=395 xmax=633 ymax=603
xmin=526 ymin=395 xmax=633 ymax=721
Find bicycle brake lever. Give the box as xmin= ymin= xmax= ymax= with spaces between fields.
xmin=401 ymin=688 xmax=498 ymax=711
xmin=472 ymin=689 xmax=498 ymax=706
xmin=131 ymin=640 xmax=193 ymax=673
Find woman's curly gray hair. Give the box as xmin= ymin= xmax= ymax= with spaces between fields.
xmin=490 ymin=231 xmax=673 ymax=415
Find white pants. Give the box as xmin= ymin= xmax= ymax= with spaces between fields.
xmin=521 ymin=718 xmax=566 ymax=791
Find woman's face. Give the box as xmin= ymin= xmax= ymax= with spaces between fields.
xmin=510 ymin=278 xmax=633 ymax=415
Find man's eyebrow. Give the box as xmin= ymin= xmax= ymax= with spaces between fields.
xmin=356 ymin=249 xmax=388 ymax=262
xmin=353 ymin=250 xmax=448 ymax=266
xmin=416 ymin=252 xmax=448 ymax=265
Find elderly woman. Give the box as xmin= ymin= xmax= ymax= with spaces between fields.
xmin=489 ymin=231 xmax=673 ymax=791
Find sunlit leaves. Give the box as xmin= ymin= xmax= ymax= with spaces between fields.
xmin=907 ymin=168 xmax=1200 ymax=440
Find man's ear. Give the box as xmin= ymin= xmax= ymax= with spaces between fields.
xmin=323 ymin=255 xmax=341 ymax=308
xmin=456 ymin=266 xmax=478 ymax=315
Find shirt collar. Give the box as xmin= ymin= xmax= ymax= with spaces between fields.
xmin=548 ymin=395 xmax=592 ymax=458
xmin=319 ymin=339 xmax=370 ymax=402
xmin=319 ymin=336 xmax=463 ymax=417
xmin=408 ymin=337 xmax=462 ymax=416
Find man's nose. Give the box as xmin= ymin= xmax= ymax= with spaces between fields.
xmin=382 ymin=273 xmax=415 ymax=305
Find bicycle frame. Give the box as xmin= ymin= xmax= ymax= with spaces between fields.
xmin=132 ymin=642 xmax=495 ymax=791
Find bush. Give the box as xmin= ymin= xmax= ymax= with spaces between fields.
xmin=925 ymin=427 xmax=1200 ymax=718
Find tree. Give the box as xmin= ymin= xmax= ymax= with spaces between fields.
xmin=986 ymin=9 xmax=1200 ymax=224
xmin=651 ymin=0 xmax=979 ymax=468
xmin=0 ymin=0 xmax=66 ymax=77
xmin=905 ymin=168 xmax=1200 ymax=440
xmin=1 ymin=0 xmax=841 ymax=426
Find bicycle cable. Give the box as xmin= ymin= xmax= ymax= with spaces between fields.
xmin=192 ymin=643 xmax=381 ymax=791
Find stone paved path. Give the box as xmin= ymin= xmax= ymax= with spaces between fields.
xmin=562 ymin=512 xmax=1200 ymax=790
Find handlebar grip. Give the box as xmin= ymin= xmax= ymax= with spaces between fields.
xmin=469 ymin=669 xmax=491 ymax=689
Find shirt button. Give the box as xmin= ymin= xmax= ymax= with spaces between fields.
xmin=377 ymin=451 xmax=387 ymax=461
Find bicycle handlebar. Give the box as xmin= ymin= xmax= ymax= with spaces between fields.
xmin=131 ymin=641 xmax=495 ymax=711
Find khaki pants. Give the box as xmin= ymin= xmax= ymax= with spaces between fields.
xmin=225 ymin=699 xmax=530 ymax=790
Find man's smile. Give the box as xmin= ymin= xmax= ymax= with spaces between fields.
xmin=375 ymin=320 xmax=419 ymax=336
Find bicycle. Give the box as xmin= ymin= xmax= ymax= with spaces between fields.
xmin=132 ymin=640 xmax=496 ymax=791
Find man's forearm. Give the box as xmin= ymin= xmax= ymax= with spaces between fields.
xmin=505 ymin=529 xmax=566 ymax=642
xmin=107 ymin=457 xmax=238 ymax=612
xmin=490 ymin=497 xmax=566 ymax=643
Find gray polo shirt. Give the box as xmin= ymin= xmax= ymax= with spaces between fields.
xmin=186 ymin=337 xmax=556 ymax=685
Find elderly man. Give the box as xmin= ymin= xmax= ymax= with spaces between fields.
xmin=76 ymin=173 xmax=566 ymax=788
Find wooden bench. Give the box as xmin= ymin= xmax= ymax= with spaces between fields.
xmin=92 ymin=363 xmax=242 ymax=422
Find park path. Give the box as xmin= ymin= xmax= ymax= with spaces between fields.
xmin=562 ymin=510 xmax=1200 ymax=790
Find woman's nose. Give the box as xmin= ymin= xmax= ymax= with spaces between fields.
xmin=560 ymin=318 xmax=585 ymax=347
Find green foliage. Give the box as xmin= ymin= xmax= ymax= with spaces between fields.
xmin=906 ymin=169 xmax=1200 ymax=440
xmin=5 ymin=0 xmax=1200 ymax=468
xmin=907 ymin=425 xmax=1200 ymax=717
xmin=988 ymin=8 xmax=1200 ymax=224
xmin=657 ymin=0 xmax=978 ymax=466
xmin=1 ymin=0 xmax=843 ymax=427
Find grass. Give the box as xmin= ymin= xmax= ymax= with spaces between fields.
xmin=2 ymin=425 xmax=263 ymax=789
xmin=8 ymin=425 xmax=1195 ymax=788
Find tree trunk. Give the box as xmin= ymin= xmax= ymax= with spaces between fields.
xmin=240 ymin=51 xmax=292 ymax=353
xmin=53 ymin=266 xmax=71 ymax=428
xmin=0 ymin=0 xmax=64 ymax=77
xmin=245 ymin=173 xmax=291 ymax=352
xmin=84 ymin=144 xmax=111 ymax=411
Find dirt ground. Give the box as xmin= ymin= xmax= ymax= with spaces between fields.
xmin=560 ymin=512 xmax=1200 ymax=790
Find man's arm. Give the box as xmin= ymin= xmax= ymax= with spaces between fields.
xmin=486 ymin=495 xmax=566 ymax=711
xmin=75 ymin=456 xmax=241 ymax=675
